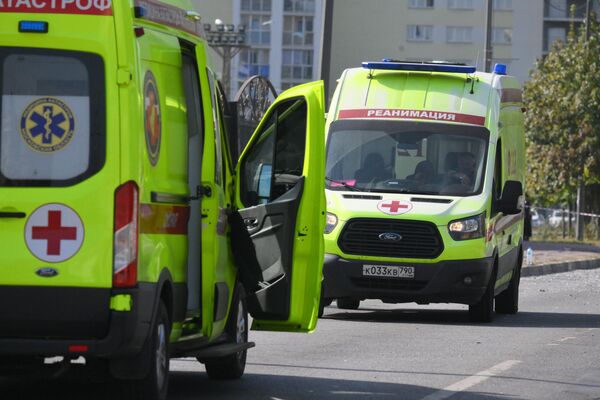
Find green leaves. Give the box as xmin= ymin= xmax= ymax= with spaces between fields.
xmin=524 ymin=14 xmax=600 ymax=205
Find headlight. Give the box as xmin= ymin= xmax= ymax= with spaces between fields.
xmin=324 ymin=212 xmax=338 ymax=234
xmin=448 ymin=213 xmax=485 ymax=240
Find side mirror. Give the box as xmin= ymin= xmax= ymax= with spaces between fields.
xmin=498 ymin=180 xmax=523 ymax=215
xmin=257 ymin=163 xmax=272 ymax=204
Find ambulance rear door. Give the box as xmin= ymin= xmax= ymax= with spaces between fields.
xmin=0 ymin=8 xmax=119 ymax=339
xmin=234 ymin=81 xmax=326 ymax=332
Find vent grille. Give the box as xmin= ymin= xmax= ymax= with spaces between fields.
xmin=338 ymin=218 xmax=443 ymax=259
xmin=350 ymin=277 xmax=427 ymax=291
xmin=342 ymin=194 xmax=383 ymax=200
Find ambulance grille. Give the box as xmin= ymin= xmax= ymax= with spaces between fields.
xmin=350 ymin=277 xmax=428 ymax=291
xmin=338 ymin=218 xmax=443 ymax=259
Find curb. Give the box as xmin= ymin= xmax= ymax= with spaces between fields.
xmin=521 ymin=257 xmax=600 ymax=277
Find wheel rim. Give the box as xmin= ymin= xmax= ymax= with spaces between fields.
xmin=156 ymin=323 xmax=168 ymax=390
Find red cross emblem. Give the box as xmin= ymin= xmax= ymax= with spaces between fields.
xmin=377 ymin=200 xmax=413 ymax=215
xmin=32 ymin=210 xmax=77 ymax=256
xmin=25 ymin=204 xmax=84 ymax=262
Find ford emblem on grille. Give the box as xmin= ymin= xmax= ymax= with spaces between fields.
xmin=379 ymin=232 xmax=402 ymax=241
xmin=35 ymin=267 xmax=59 ymax=278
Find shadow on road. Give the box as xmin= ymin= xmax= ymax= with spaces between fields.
xmin=324 ymin=308 xmax=600 ymax=329
xmin=0 ymin=372 xmax=518 ymax=400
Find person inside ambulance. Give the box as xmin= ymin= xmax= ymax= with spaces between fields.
xmin=354 ymin=152 xmax=392 ymax=184
xmin=444 ymin=151 xmax=476 ymax=187
xmin=407 ymin=160 xmax=436 ymax=185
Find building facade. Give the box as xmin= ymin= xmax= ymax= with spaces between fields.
xmin=324 ymin=0 xmax=549 ymax=96
xmin=195 ymin=0 xmax=323 ymax=98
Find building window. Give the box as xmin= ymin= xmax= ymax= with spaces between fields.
xmin=241 ymin=0 xmax=272 ymax=11
xmin=238 ymin=49 xmax=270 ymax=82
xmin=409 ymin=0 xmax=434 ymax=8
xmin=448 ymin=0 xmax=473 ymax=9
xmin=492 ymin=28 xmax=512 ymax=44
xmin=407 ymin=25 xmax=433 ymax=41
xmin=240 ymin=14 xmax=271 ymax=45
xmin=281 ymin=49 xmax=313 ymax=85
xmin=283 ymin=15 xmax=314 ymax=46
xmin=493 ymin=0 xmax=512 ymax=10
xmin=284 ymin=0 xmax=316 ymax=13
xmin=446 ymin=26 xmax=473 ymax=43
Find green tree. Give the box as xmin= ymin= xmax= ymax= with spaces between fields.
xmin=523 ymin=12 xmax=600 ymax=208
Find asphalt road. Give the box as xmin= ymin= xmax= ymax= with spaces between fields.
xmin=2 ymin=268 xmax=600 ymax=400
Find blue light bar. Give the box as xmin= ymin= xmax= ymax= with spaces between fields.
xmin=19 ymin=21 xmax=49 ymax=33
xmin=362 ymin=60 xmax=476 ymax=74
xmin=493 ymin=63 xmax=507 ymax=75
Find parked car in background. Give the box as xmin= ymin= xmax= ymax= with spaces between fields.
xmin=548 ymin=209 xmax=575 ymax=227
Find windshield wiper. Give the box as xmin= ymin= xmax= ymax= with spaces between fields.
xmin=325 ymin=177 xmax=362 ymax=192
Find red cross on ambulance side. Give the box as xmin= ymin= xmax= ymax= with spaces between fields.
xmin=25 ymin=204 xmax=84 ymax=263
xmin=377 ymin=200 xmax=413 ymax=215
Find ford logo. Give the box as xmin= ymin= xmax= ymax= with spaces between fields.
xmin=379 ymin=232 xmax=402 ymax=241
xmin=36 ymin=267 xmax=59 ymax=278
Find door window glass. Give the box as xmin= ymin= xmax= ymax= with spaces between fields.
xmin=0 ymin=48 xmax=105 ymax=186
xmin=240 ymin=98 xmax=307 ymax=207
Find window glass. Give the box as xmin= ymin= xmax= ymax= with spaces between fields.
xmin=0 ymin=48 xmax=104 ymax=186
xmin=207 ymin=70 xmax=223 ymax=185
xmin=409 ymin=0 xmax=434 ymax=8
xmin=492 ymin=28 xmax=512 ymax=44
xmin=407 ymin=25 xmax=433 ymax=41
xmin=448 ymin=0 xmax=473 ymax=9
xmin=325 ymin=120 xmax=489 ymax=197
xmin=447 ymin=26 xmax=473 ymax=43
xmin=241 ymin=99 xmax=307 ymax=207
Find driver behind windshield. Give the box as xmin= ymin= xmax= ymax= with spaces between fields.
xmin=354 ymin=152 xmax=392 ymax=184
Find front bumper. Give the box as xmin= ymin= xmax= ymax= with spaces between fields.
xmin=0 ymin=283 xmax=157 ymax=358
xmin=323 ymin=254 xmax=494 ymax=305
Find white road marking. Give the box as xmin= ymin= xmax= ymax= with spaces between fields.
xmin=559 ymin=336 xmax=577 ymax=342
xmin=420 ymin=360 xmax=521 ymax=400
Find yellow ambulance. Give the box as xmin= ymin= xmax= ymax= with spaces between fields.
xmin=322 ymin=60 xmax=524 ymax=322
xmin=0 ymin=1 xmax=325 ymax=399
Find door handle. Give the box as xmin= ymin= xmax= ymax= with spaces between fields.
xmin=244 ymin=218 xmax=259 ymax=229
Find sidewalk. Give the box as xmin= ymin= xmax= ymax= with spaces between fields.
xmin=521 ymin=241 xmax=600 ymax=277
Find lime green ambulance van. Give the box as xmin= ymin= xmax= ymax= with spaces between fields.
xmin=322 ymin=60 xmax=524 ymax=323
xmin=0 ymin=1 xmax=325 ymax=399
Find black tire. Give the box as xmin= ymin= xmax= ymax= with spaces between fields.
xmin=469 ymin=267 xmax=497 ymax=323
xmin=495 ymin=254 xmax=522 ymax=314
xmin=204 ymin=284 xmax=248 ymax=380
xmin=337 ymin=297 xmax=360 ymax=310
xmin=120 ymin=301 xmax=171 ymax=400
xmin=318 ymin=290 xmax=333 ymax=318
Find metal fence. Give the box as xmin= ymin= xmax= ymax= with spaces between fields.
xmin=528 ymin=206 xmax=600 ymax=241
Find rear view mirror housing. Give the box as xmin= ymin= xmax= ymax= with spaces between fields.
xmin=498 ymin=180 xmax=523 ymax=215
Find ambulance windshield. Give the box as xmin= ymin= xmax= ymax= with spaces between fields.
xmin=325 ymin=120 xmax=489 ymax=196
xmin=0 ymin=47 xmax=105 ymax=186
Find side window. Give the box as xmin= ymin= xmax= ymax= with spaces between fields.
xmin=492 ymin=140 xmax=502 ymax=211
xmin=206 ymin=70 xmax=223 ymax=186
xmin=240 ymin=99 xmax=307 ymax=207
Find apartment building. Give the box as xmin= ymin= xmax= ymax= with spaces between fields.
xmin=324 ymin=0 xmax=548 ymax=96
xmin=195 ymin=0 xmax=323 ymax=97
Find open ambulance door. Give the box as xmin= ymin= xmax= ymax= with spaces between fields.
xmin=233 ymin=81 xmax=325 ymax=332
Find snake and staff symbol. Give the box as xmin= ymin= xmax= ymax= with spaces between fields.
xmin=20 ymin=97 xmax=75 ymax=153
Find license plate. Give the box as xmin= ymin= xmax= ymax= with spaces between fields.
xmin=362 ymin=265 xmax=415 ymax=279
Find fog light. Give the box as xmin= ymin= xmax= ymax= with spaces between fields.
xmin=463 ymin=276 xmax=473 ymax=285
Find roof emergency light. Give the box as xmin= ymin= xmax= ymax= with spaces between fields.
xmin=362 ymin=59 xmax=476 ymax=74
xmin=493 ymin=63 xmax=507 ymax=75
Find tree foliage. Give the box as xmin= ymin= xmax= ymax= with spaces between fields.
xmin=523 ymin=12 xmax=600 ymax=207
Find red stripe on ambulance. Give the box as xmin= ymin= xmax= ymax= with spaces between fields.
xmin=0 ymin=0 xmax=113 ymax=16
xmin=338 ymin=108 xmax=486 ymax=126
xmin=140 ymin=203 xmax=189 ymax=235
